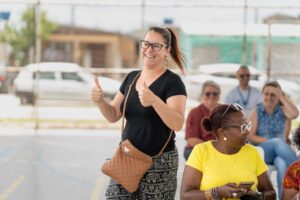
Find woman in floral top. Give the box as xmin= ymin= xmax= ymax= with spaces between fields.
xmin=282 ymin=127 xmax=300 ymax=200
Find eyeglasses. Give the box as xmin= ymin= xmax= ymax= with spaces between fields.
xmin=222 ymin=121 xmax=252 ymax=133
xmin=139 ymin=40 xmax=167 ymax=52
xmin=220 ymin=103 xmax=244 ymax=120
xmin=239 ymin=74 xmax=250 ymax=78
xmin=204 ymin=92 xmax=219 ymax=97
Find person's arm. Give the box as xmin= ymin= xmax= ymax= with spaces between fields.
xmin=282 ymin=188 xmax=299 ymax=200
xmin=277 ymin=88 xmax=299 ymax=119
xmin=91 ymin=79 xmax=123 ymax=122
xmin=139 ymin=82 xmax=186 ymax=131
xmin=180 ymin=166 xmax=246 ymax=200
xmin=255 ymin=172 xmax=276 ymax=200
xmin=284 ymin=119 xmax=292 ymax=144
xmin=248 ymin=109 xmax=267 ymax=144
xmin=151 ymin=94 xmax=186 ymax=131
xmin=96 ymin=92 xmax=123 ymax=122
xmin=180 ymin=166 xmax=206 ymax=200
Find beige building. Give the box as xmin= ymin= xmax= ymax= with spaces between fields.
xmin=43 ymin=25 xmax=138 ymax=69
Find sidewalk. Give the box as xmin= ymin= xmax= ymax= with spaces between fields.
xmin=1 ymin=94 xmax=299 ymax=129
xmin=0 ymin=94 xmax=200 ymax=129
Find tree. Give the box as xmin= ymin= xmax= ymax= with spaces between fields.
xmin=0 ymin=6 xmax=57 ymax=66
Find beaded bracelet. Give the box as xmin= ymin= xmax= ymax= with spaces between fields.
xmin=212 ymin=187 xmax=221 ymax=200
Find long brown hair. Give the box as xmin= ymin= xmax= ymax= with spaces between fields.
xmin=146 ymin=27 xmax=186 ymax=74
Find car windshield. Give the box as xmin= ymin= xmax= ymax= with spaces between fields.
xmin=61 ymin=72 xmax=84 ymax=82
xmin=33 ymin=72 xmax=55 ymax=80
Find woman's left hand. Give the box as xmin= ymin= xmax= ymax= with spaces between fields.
xmin=274 ymin=87 xmax=285 ymax=100
xmin=138 ymin=82 xmax=159 ymax=107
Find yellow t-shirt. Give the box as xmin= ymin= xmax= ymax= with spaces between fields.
xmin=186 ymin=141 xmax=267 ymax=193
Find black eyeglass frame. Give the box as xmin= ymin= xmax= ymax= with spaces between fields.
xmin=139 ymin=40 xmax=168 ymax=52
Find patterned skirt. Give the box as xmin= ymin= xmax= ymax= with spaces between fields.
xmin=105 ymin=148 xmax=178 ymax=200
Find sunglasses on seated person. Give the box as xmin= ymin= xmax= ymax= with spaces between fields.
xmin=204 ymin=92 xmax=219 ymax=97
xmin=239 ymin=74 xmax=250 ymax=78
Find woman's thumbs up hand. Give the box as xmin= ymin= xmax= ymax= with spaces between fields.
xmin=91 ymin=77 xmax=104 ymax=104
xmin=138 ymin=82 xmax=158 ymax=107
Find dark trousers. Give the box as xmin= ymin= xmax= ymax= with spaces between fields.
xmin=183 ymin=147 xmax=193 ymax=160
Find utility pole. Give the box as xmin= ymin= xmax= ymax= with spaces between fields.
xmin=71 ymin=4 xmax=75 ymax=28
xmin=141 ymin=0 xmax=145 ymax=32
xmin=266 ymin=22 xmax=272 ymax=82
xmin=241 ymin=0 xmax=248 ymax=65
xmin=33 ymin=0 xmax=41 ymax=130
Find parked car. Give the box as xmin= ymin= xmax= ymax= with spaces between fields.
xmin=184 ymin=63 xmax=300 ymax=105
xmin=13 ymin=62 xmax=121 ymax=105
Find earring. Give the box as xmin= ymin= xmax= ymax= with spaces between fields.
xmin=223 ymin=137 xmax=227 ymax=141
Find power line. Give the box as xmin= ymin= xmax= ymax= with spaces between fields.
xmin=0 ymin=0 xmax=300 ymax=9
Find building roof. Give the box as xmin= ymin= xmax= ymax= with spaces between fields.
xmin=54 ymin=24 xmax=118 ymax=35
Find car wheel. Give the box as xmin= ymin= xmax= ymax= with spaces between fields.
xmin=20 ymin=95 xmax=29 ymax=105
xmin=20 ymin=94 xmax=35 ymax=105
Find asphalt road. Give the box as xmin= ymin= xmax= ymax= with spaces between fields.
xmin=0 ymin=94 xmax=280 ymax=199
xmin=0 ymin=128 xmax=187 ymax=200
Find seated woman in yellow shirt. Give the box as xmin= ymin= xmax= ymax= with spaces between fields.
xmin=180 ymin=103 xmax=276 ymax=200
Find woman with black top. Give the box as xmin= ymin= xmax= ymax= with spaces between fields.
xmin=91 ymin=27 xmax=187 ymax=199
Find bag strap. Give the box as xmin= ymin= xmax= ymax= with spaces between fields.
xmin=121 ymin=71 xmax=173 ymax=156
xmin=121 ymin=71 xmax=140 ymax=135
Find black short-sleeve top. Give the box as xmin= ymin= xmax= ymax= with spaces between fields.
xmin=120 ymin=69 xmax=187 ymax=156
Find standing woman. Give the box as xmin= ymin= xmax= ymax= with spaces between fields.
xmin=91 ymin=27 xmax=187 ymax=199
xmin=184 ymin=80 xmax=220 ymax=160
xmin=248 ymin=81 xmax=299 ymax=197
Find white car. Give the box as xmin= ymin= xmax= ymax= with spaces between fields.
xmin=184 ymin=63 xmax=300 ymax=105
xmin=13 ymin=62 xmax=121 ymax=105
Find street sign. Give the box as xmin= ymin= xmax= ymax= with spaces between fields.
xmin=0 ymin=11 xmax=10 ymax=20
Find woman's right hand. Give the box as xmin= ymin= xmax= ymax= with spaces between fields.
xmin=91 ymin=77 xmax=104 ymax=104
xmin=218 ymin=183 xmax=247 ymax=199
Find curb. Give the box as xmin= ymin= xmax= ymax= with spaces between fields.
xmin=0 ymin=118 xmax=122 ymax=129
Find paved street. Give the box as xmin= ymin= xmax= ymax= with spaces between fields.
xmin=0 ymin=94 xmax=283 ymax=199
xmin=0 ymin=128 xmax=187 ymax=200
